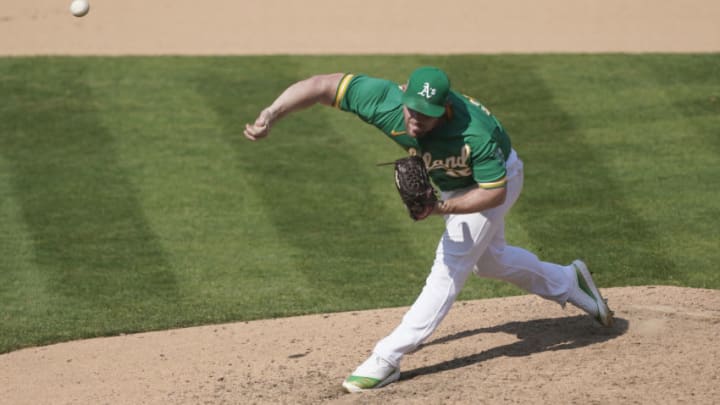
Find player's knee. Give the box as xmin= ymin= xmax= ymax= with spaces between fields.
xmin=427 ymin=264 xmax=473 ymax=297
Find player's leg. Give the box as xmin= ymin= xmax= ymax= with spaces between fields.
xmin=342 ymin=156 xmax=527 ymax=392
xmin=463 ymin=151 xmax=573 ymax=301
xmin=373 ymin=162 xmax=533 ymax=365
xmin=474 ymin=244 xmax=613 ymax=326
xmin=472 ymin=162 xmax=613 ymax=325
xmin=473 ymin=230 xmax=575 ymax=302
xmin=343 ymin=197 xmax=505 ymax=392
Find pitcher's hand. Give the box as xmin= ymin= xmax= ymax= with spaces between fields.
xmin=244 ymin=108 xmax=275 ymax=141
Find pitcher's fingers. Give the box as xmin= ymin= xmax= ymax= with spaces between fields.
xmin=244 ymin=124 xmax=258 ymax=141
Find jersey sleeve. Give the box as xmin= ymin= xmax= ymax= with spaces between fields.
xmin=332 ymin=74 xmax=356 ymax=109
xmin=470 ymin=128 xmax=508 ymax=189
xmin=332 ymin=74 xmax=397 ymax=125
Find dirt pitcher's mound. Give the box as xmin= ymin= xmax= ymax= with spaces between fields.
xmin=1 ymin=286 xmax=718 ymax=404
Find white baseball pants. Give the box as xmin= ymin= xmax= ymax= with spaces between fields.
xmin=374 ymin=150 xmax=575 ymax=367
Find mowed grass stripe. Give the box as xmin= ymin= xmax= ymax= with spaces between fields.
xmin=523 ymin=55 xmax=677 ymax=284
xmin=643 ymin=56 xmax=720 ymax=287
xmin=0 ymin=154 xmax=55 ymax=350
xmin=0 ymin=55 xmax=718 ymax=353
xmin=84 ymin=57 xmax=325 ymax=319
xmin=597 ymin=55 xmax=720 ymax=287
xmin=536 ymin=54 xmax=720 ymax=287
xmin=0 ymin=58 xmax=180 ymax=348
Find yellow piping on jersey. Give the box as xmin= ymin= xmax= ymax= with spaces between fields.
xmin=333 ymin=74 xmax=355 ymax=108
xmin=478 ymin=177 xmax=507 ymax=190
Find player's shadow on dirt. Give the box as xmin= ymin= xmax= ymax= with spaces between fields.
xmin=401 ymin=315 xmax=629 ymax=381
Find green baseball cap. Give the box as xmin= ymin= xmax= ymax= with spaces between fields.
xmin=401 ymin=66 xmax=451 ymax=117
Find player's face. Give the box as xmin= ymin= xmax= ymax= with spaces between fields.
xmin=403 ymin=106 xmax=442 ymax=138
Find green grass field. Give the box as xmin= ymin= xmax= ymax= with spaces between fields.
xmin=1 ymin=55 xmax=718 ymax=353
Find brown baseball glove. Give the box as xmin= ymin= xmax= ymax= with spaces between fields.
xmin=394 ymin=156 xmax=438 ymax=221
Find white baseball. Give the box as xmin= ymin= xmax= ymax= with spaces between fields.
xmin=70 ymin=0 xmax=90 ymax=17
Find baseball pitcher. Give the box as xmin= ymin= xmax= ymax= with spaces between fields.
xmin=244 ymin=67 xmax=613 ymax=393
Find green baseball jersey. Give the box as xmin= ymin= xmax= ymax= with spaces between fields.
xmin=333 ymin=74 xmax=512 ymax=191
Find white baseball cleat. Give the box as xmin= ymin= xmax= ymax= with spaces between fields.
xmin=568 ymin=260 xmax=614 ymax=327
xmin=342 ymin=353 xmax=400 ymax=393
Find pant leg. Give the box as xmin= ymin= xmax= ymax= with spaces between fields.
xmin=373 ymin=210 xmax=503 ymax=366
xmin=373 ymin=151 xmax=524 ymax=367
xmin=473 ymin=226 xmax=574 ymax=303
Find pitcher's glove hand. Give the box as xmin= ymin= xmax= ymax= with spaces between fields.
xmin=394 ymin=156 xmax=438 ymax=221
